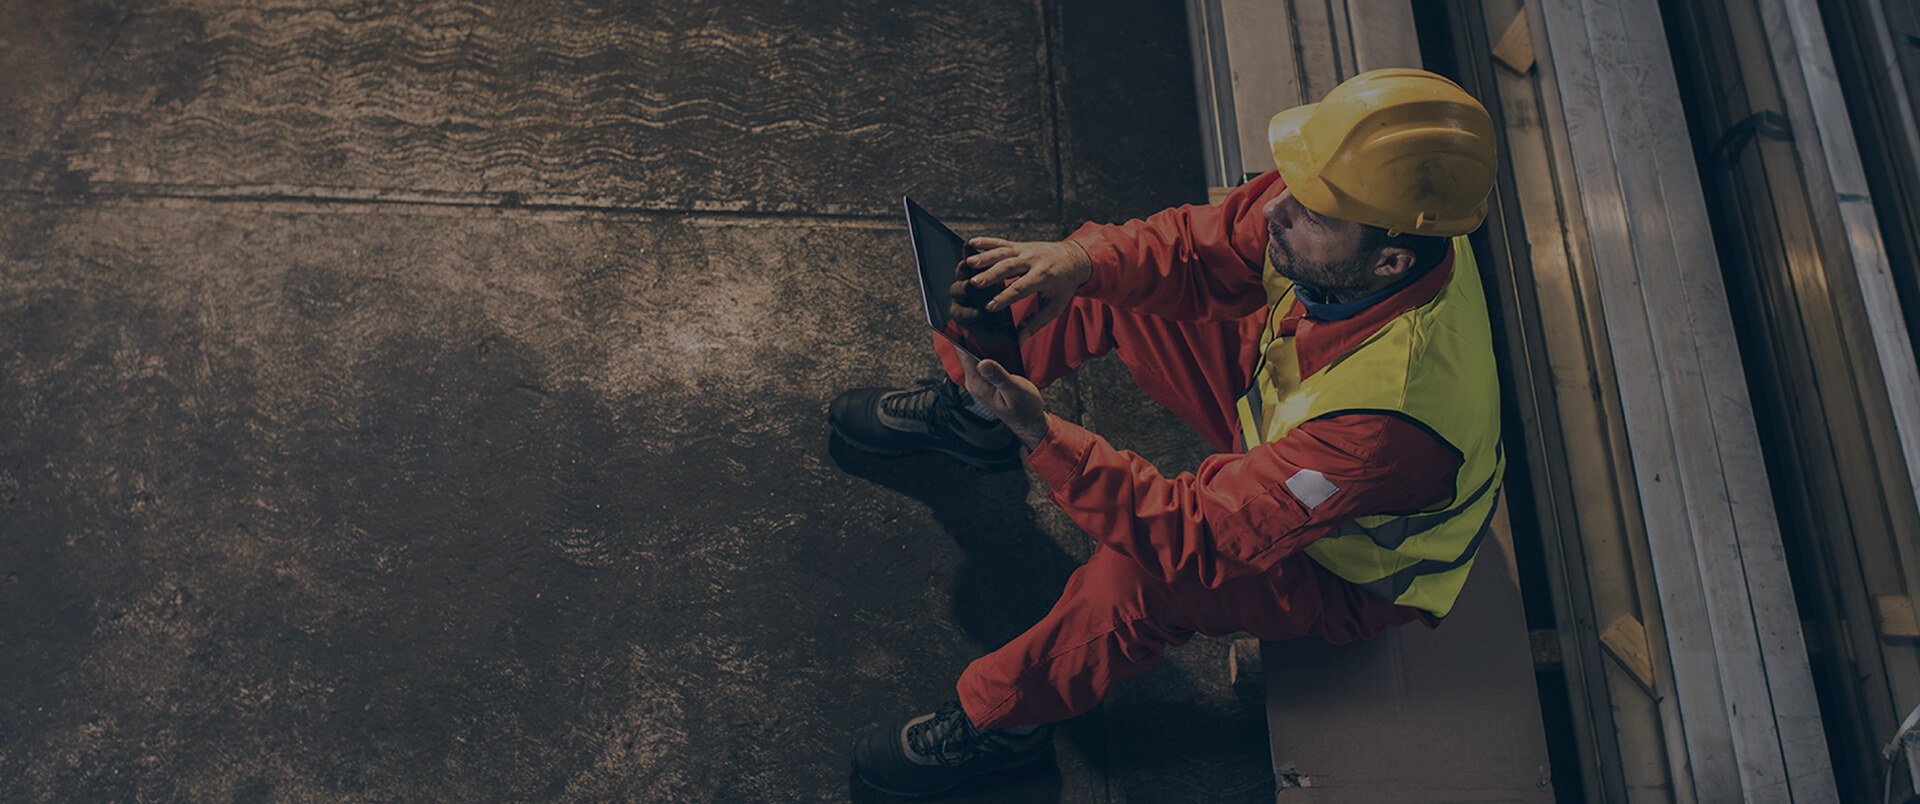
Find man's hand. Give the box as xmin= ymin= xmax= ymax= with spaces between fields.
xmin=956 ymin=351 xmax=1051 ymax=449
xmin=960 ymin=237 xmax=1093 ymax=341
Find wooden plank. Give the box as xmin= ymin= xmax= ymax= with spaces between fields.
xmin=1263 ymin=501 xmax=1553 ymax=802
xmin=1599 ymin=615 xmax=1656 ymax=691
xmin=1876 ymin=595 xmax=1920 ymax=642
xmin=1492 ymin=10 xmax=1535 ymax=74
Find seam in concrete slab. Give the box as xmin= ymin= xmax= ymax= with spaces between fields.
xmin=1040 ymin=0 xmax=1068 ymax=233
xmin=1034 ymin=0 xmax=1094 ymax=454
xmin=0 ymin=185 xmax=1052 ymax=231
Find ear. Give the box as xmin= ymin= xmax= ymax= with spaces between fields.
xmin=1374 ymin=246 xmax=1418 ymax=280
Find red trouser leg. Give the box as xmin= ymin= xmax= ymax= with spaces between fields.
xmin=954 ymin=547 xmax=1197 ymax=728
xmin=954 ymin=545 xmax=1347 ymax=728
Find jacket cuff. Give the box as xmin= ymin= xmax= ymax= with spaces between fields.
xmin=1023 ymin=414 xmax=1096 ymax=493
xmin=1066 ymin=224 xmax=1122 ymax=299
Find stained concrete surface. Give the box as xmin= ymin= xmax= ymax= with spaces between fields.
xmin=0 ymin=0 xmax=1271 ymax=800
xmin=7 ymin=0 xmax=1059 ymax=218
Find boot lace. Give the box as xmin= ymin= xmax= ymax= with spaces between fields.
xmin=905 ymin=701 xmax=986 ymax=767
xmin=879 ymin=378 xmax=946 ymax=424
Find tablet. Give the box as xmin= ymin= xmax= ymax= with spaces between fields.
xmin=904 ymin=196 xmax=1026 ymax=377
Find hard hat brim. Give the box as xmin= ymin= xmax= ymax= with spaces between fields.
xmin=1267 ymin=104 xmax=1343 ymax=222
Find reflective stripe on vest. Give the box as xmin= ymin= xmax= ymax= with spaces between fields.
xmin=1360 ymin=502 xmax=1494 ymax=603
xmin=1233 ymin=236 xmax=1503 ymax=618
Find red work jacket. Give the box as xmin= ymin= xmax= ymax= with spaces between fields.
xmin=1034 ymin=172 xmax=1461 ymax=625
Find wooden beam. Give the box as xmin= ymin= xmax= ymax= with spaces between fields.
xmin=1492 ymin=10 xmax=1534 ymax=75
xmin=1599 ymin=615 xmax=1656 ymax=691
xmin=1262 ymin=507 xmax=1552 ymax=802
xmin=1875 ymin=595 xmax=1920 ymax=643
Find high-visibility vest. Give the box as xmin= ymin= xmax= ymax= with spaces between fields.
xmin=1233 ymin=237 xmax=1503 ymax=617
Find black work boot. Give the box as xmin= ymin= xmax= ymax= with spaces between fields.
xmin=851 ymin=701 xmax=1054 ymax=798
xmin=828 ymin=378 xmax=1020 ymax=470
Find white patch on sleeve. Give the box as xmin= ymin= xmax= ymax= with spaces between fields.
xmin=1284 ymin=468 xmax=1339 ymax=509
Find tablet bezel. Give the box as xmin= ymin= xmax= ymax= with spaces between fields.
xmin=903 ymin=196 xmax=1026 ymax=376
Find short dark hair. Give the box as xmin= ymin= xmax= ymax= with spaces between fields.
xmin=1358 ymin=225 xmax=1451 ymax=272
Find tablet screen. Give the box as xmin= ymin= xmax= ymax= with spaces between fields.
xmin=904 ymin=196 xmax=1025 ymax=376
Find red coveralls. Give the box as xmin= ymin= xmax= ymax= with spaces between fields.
xmin=932 ymin=172 xmax=1460 ymax=729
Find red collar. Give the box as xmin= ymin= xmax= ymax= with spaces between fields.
xmin=1271 ymin=245 xmax=1456 ymax=378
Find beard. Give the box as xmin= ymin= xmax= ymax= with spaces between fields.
xmin=1268 ymin=234 xmax=1376 ymax=300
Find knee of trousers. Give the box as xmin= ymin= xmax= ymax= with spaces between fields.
xmin=985 ymin=547 xmax=1190 ymax=669
xmin=957 ymin=550 xmax=1191 ymax=725
xmin=1068 ymin=547 xmax=1181 ymax=621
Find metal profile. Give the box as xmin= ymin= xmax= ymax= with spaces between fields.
xmin=1661 ymin=0 xmax=1920 ymax=795
xmin=1441 ymin=2 xmax=1670 ymax=799
xmin=1753 ymin=0 xmax=1920 ymax=635
xmin=1189 ymin=0 xmax=1408 ymax=188
xmin=1816 ymin=0 xmax=1920 ymax=364
xmin=1527 ymin=0 xmax=1837 ymax=799
xmin=1185 ymin=0 xmax=1241 ymax=190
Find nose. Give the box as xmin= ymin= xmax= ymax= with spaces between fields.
xmin=1264 ymin=189 xmax=1292 ymax=229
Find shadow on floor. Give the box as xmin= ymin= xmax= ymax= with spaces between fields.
xmin=845 ymin=761 xmax=1064 ymax=803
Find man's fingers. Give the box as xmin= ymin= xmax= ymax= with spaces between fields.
xmin=977 ymin=359 xmax=1007 ymax=383
xmin=969 ymin=236 xmax=1014 ymax=251
xmin=965 ymin=246 xmax=1019 ymax=271
xmin=968 ymin=258 xmax=1029 ymax=288
xmin=985 ymin=276 xmax=1037 ymax=311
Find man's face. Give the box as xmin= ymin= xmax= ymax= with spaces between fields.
xmin=1262 ymin=189 xmax=1379 ymax=295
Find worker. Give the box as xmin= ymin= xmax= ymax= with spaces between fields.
xmin=830 ymin=68 xmax=1502 ymax=798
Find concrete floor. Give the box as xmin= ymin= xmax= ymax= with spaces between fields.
xmin=0 ymin=0 xmax=1274 ymax=800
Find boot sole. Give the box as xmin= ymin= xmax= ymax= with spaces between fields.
xmin=851 ymin=745 xmax=1053 ymax=799
xmin=828 ymin=416 xmax=1020 ymax=472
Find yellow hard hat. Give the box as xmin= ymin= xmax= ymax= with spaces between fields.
xmin=1268 ymin=68 xmax=1497 ymax=237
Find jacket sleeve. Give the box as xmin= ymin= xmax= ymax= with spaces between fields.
xmin=1064 ymin=171 xmax=1287 ymax=322
xmin=1023 ymin=412 xmax=1462 ymax=589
